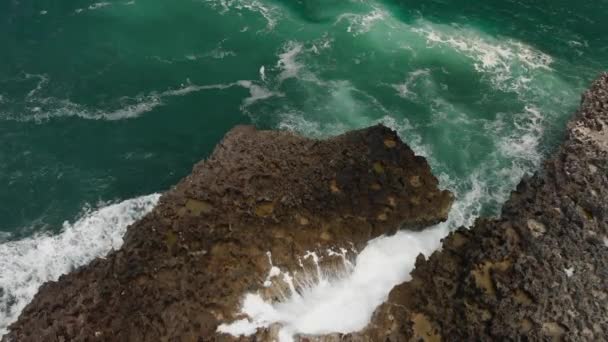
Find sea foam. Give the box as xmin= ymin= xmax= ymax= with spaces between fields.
xmin=204 ymin=0 xmax=281 ymax=30
xmin=337 ymin=10 xmax=387 ymax=35
xmin=0 ymin=194 xmax=160 ymax=336
xmin=411 ymin=21 xmax=554 ymax=96
xmin=276 ymin=42 xmax=305 ymax=83
xmin=0 ymin=78 xmax=269 ymax=122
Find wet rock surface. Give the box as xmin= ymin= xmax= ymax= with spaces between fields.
xmin=3 ymin=125 xmax=453 ymax=341
xmin=346 ymin=74 xmax=608 ymax=341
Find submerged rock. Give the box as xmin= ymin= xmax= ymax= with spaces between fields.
xmin=347 ymin=74 xmax=608 ymax=341
xmin=3 ymin=125 xmax=453 ymax=341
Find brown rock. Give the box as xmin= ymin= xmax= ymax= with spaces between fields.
xmin=4 ymin=125 xmax=452 ymax=342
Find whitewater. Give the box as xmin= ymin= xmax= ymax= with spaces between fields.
xmin=0 ymin=195 xmax=160 ymax=335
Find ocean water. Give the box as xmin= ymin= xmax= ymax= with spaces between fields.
xmin=1 ymin=0 xmax=607 ymax=337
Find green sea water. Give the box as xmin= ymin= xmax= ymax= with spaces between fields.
xmin=0 ymin=0 xmax=607 ymax=334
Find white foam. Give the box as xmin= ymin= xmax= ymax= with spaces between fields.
xmin=206 ymin=48 xmax=237 ymax=59
xmin=237 ymin=80 xmax=282 ymax=108
xmin=218 ymin=314 xmax=265 ymax=336
xmin=201 ymin=40 xmax=238 ymax=60
xmin=204 ymin=0 xmax=281 ymax=30
xmin=259 ymin=66 xmax=266 ymax=82
xmin=102 ymin=95 xmax=163 ymax=120
xmin=335 ymin=7 xmax=388 ymax=36
xmin=499 ymin=105 xmax=544 ymax=166
xmin=276 ymin=42 xmax=304 ymax=83
xmin=180 ymin=45 xmax=237 ymax=63
xmin=88 ymin=2 xmax=111 ymax=10
xmin=16 ymin=95 xmax=163 ymax=122
xmin=391 ymin=69 xmax=432 ymax=100
xmin=25 ymin=74 xmax=49 ymax=99
xmin=0 ymin=194 xmax=160 ymax=336
xmin=160 ymin=81 xmax=239 ymax=97
xmin=310 ymin=35 xmax=333 ymax=55
xmin=263 ymin=252 xmax=281 ymax=287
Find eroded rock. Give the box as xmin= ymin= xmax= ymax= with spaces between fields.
xmin=3 ymin=125 xmax=452 ymax=342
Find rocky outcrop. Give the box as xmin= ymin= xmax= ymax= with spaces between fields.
xmin=347 ymin=74 xmax=608 ymax=341
xmin=3 ymin=125 xmax=453 ymax=341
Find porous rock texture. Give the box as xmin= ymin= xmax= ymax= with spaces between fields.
xmin=3 ymin=125 xmax=453 ymax=341
xmin=343 ymin=74 xmax=608 ymax=341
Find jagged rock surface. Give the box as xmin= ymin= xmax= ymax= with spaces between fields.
xmin=3 ymin=125 xmax=453 ymax=342
xmin=346 ymin=74 xmax=608 ymax=341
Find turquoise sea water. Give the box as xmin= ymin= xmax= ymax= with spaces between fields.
xmin=1 ymin=0 xmax=607 ymax=334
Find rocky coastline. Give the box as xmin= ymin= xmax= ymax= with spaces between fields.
xmin=4 ymin=124 xmax=453 ymax=341
xmin=345 ymin=73 xmax=608 ymax=341
xmin=4 ymin=74 xmax=608 ymax=341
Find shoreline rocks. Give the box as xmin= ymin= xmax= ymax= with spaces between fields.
xmin=3 ymin=125 xmax=453 ymax=341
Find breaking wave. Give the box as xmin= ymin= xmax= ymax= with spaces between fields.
xmin=0 ymin=194 xmax=160 ymax=336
